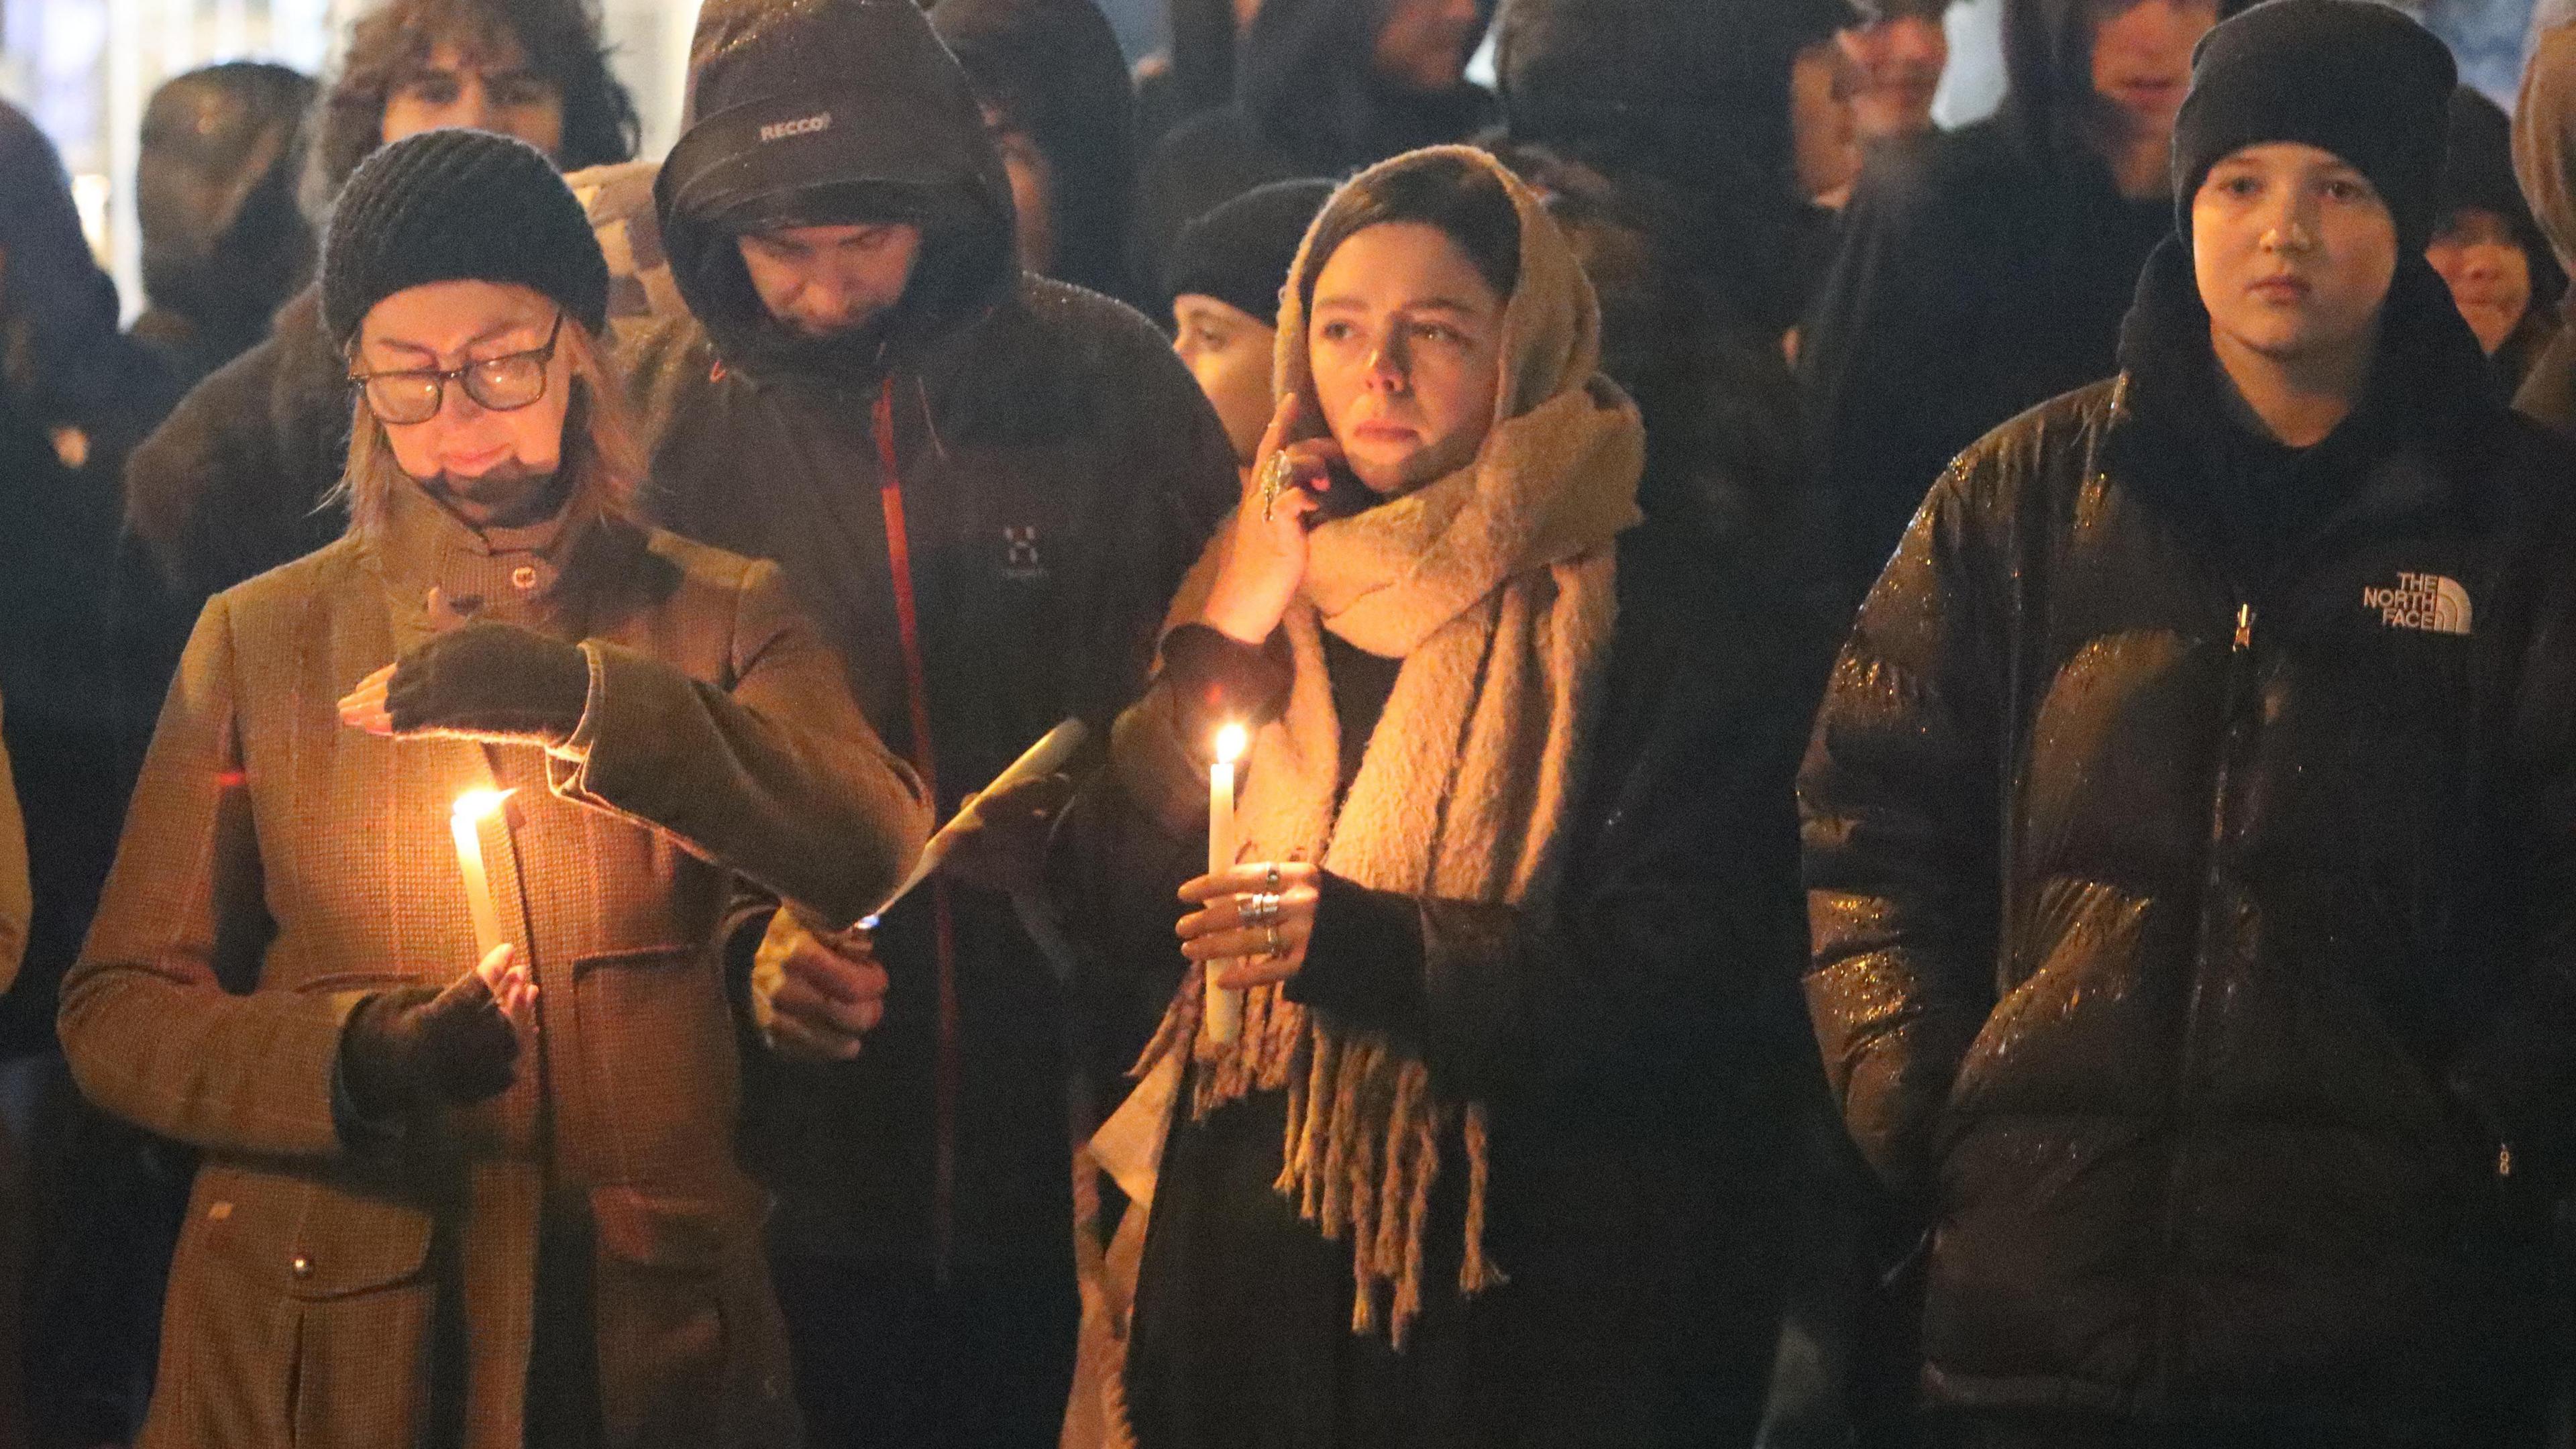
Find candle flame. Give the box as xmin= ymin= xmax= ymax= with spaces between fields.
xmin=452 ymin=788 xmax=515 ymax=824
xmin=1214 ymin=722 xmax=1248 ymax=765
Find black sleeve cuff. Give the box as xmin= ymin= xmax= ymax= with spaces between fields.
xmin=1285 ymin=871 xmax=1428 ymax=1040
xmin=1161 ymin=623 xmax=1293 ymax=750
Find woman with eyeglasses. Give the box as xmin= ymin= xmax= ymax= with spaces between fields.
xmin=58 ymin=130 xmax=928 ymax=1449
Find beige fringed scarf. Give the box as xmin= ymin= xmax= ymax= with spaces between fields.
xmin=1127 ymin=146 xmax=1645 ymax=1350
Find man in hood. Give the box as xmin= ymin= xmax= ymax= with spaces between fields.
xmin=1132 ymin=0 xmax=1495 ymax=292
xmin=931 ymin=0 xmax=1142 ymax=307
xmin=1800 ymin=0 xmax=2237 ymax=610
xmin=129 ymin=61 xmax=319 ymax=389
xmin=1807 ymin=2 xmax=2576 ymax=1440
xmin=623 ymin=0 xmax=1240 ymax=1441
xmin=1839 ymin=0 xmax=1955 ymax=145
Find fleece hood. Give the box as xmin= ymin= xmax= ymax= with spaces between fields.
xmin=656 ymin=0 xmax=1018 ymax=374
xmin=2516 ymin=23 xmax=2576 ymax=283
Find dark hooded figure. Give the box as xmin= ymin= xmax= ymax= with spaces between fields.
xmin=1799 ymin=0 xmax=2242 ymax=612
xmin=931 ymin=0 xmax=1142 ymax=306
xmin=1491 ymin=0 xmax=1853 ymax=339
xmin=620 ymin=0 xmax=1240 ymax=1441
xmin=0 ymin=101 xmax=176 ymax=1449
xmin=1132 ymin=0 xmax=1495 ymax=291
xmin=1806 ymin=3 xmax=2576 ymax=1442
xmin=2426 ymin=87 xmax=2563 ymax=392
xmin=129 ymin=61 xmax=319 ymax=388
xmin=1132 ymin=0 xmax=1248 ymax=154
xmin=0 ymin=103 xmax=180 ymax=1057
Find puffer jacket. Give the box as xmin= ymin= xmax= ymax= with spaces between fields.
xmin=1801 ymin=239 xmax=2576 ymax=1438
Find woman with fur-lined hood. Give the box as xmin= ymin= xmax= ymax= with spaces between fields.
xmin=1053 ymin=146 xmax=1815 ymax=1448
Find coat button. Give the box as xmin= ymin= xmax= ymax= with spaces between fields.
xmin=511 ymin=565 xmax=539 ymax=592
xmin=290 ymin=1255 xmax=313 ymax=1279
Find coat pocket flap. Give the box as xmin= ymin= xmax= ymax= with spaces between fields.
xmin=592 ymin=1186 xmax=731 ymax=1273
xmin=288 ymin=1185 xmax=435 ymax=1300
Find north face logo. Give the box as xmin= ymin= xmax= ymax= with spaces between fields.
xmin=2360 ymin=572 xmax=2471 ymax=635
xmin=759 ymin=112 xmax=831 ymax=143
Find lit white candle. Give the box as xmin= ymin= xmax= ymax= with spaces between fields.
xmin=1206 ymin=723 xmax=1248 ymax=1044
xmin=450 ymin=789 xmax=514 ymax=963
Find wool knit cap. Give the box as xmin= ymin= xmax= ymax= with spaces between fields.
xmin=321 ymin=128 xmax=608 ymax=344
xmin=2169 ymin=0 xmax=2456 ymax=254
xmin=1165 ymin=178 xmax=1336 ymax=321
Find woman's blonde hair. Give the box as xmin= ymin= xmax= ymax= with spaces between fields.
xmin=337 ymin=310 xmax=644 ymax=540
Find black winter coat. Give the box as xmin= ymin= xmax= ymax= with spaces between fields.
xmin=1801 ymin=242 xmax=2576 ymax=1438
xmin=1130 ymin=0 xmax=1492 ymax=294
xmin=1799 ymin=119 xmax=2170 ymax=612
xmin=629 ymin=0 xmax=1239 ymax=1286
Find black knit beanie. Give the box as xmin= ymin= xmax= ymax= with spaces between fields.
xmin=321 ymin=128 xmax=609 ymax=345
xmin=2169 ymin=0 xmax=2456 ymax=254
xmin=1166 ymin=178 xmax=1337 ymax=322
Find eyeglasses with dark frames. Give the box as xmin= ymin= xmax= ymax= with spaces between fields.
xmin=348 ymin=312 xmax=564 ymax=426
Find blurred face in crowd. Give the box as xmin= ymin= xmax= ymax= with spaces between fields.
xmin=984 ymin=106 xmax=1057 ymax=278
xmin=737 ymin=223 xmax=924 ymax=339
xmin=1174 ymin=294 xmax=1279 ymax=466
xmin=380 ymin=38 xmax=565 ymax=159
xmin=2425 ymin=206 xmax=2534 ymax=356
xmin=1837 ymin=11 xmax=1948 ymax=141
xmin=1307 ymin=221 xmax=1504 ymax=496
xmin=2090 ymin=0 xmax=2216 ymax=142
xmin=1792 ymin=39 xmax=1862 ymax=206
xmin=354 ymin=280 xmax=572 ymax=519
xmin=2194 ymin=143 xmax=2397 ymax=375
xmin=1373 ymin=0 xmax=1483 ymax=94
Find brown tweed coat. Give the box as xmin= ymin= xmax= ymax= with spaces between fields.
xmin=61 ymin=484 xmax=929 ymax=1449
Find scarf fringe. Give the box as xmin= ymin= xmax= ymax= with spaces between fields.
xmin=1134 ymin=977 xmax=1500 ymax=1350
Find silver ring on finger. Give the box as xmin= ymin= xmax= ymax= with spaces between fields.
xmin=1249 ymin=892 xmax=1283 ymax=926
xmin=1265 ymin=863 xmax=1283 ymax=892
xmin=1265 ymin=923 xmax=1284 ymax=959
xmin=1260 ymin=452 xmax=1293 ymax=521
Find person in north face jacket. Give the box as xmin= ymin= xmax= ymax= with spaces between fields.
xmin=1803 ymin=3 xmax=2576 ymax=1442
xmin=622 ymin=0 xmax=1240 ymax=1441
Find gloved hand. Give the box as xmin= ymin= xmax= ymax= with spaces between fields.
xmin=940 ymin=771 xmax=1076 ymax=898
xmin=340 ymin=945 xmax=535 ymax=1116
xmin=336 ymin=621 xmax=591 ymax=745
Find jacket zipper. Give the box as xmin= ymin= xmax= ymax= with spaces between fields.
xmin=2152 ymin=597 xmax=2256 ymax=1399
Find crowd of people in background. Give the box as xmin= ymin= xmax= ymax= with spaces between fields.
xmin=4 ymin=0 xmax=2576 ymax=1445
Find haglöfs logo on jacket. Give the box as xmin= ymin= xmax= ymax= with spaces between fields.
xmin=2360 ymin=572 xmax=2472 ymax=635
xmin=759 ymin=112 xmax=832 ymax=143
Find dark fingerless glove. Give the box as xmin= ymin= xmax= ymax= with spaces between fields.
xmin=339 ymin=971 xmax=522 ymax=1116
xmin=386 ymin=621 xmax=591 ymax=743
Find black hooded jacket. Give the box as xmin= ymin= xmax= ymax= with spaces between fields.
xmin=625 ymin=0 xmax=1240 ymax=1273
xmin=1132 ymin=0 xmax=1495 ymax=292
xmin=1800 ymin=0 xmax=2255 ymax=612
xmin=1801 ymin=239 xmax=2576 ymax=1434
xmin=1492 ymin=0 xmax=1847 ymax=337
xmin=0 ymin=103 xmax=182 ymax=1053
xmin=129 ymin=61 xmax=318 ymax=388
xmin=931 ymin=0 xmax=1141 ymax=306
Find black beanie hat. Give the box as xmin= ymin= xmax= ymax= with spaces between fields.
xmin=321 ymin=128 xmax=609 ymax=345
xmin=1166 ymin=178 xmax=1337 ymax=323
xmin=2169 ymin=0 xmax=2456 ymax=253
